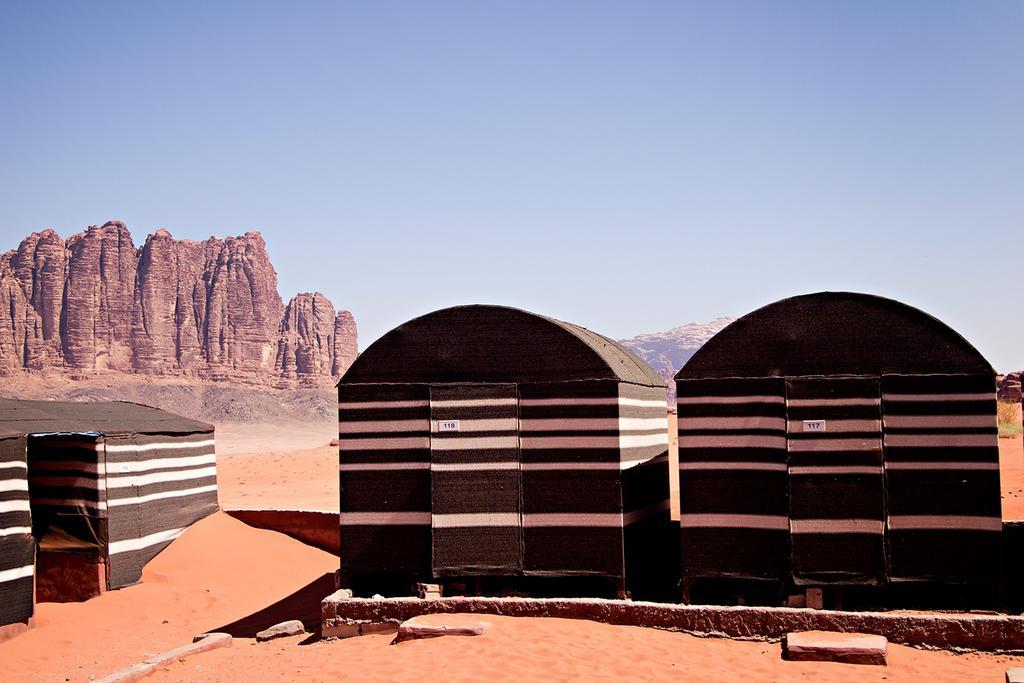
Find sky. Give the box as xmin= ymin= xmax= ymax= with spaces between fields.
xmin=0 ymin=2 xmax=1021 ymax=370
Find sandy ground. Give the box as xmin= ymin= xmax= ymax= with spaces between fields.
xmin=1001 ymin=434 xmax=1024 ymax=520
xmin=149 ymin=615 xmax=1024 ymax=683
xmin=0 ymin=512 xmax=338 ymax=682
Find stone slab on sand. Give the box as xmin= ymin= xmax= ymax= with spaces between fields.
xmin=1008 ymin=667 xmax=1024 ymax=683
xmin=784 ymin=631 xmax=888 ymax=665
xmin=394 ymin=614 xmax=490 ymax=643
xmin=256 ymin=619 xmax=306 ymax=642
xmin=94 ymin=632 xmax=232 ymax=683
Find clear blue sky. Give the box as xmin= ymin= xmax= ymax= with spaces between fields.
xmin=1 ymin=2 xmax=1021 ymax=370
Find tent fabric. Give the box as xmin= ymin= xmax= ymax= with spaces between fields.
xmin=340 ymin=305 xmax=664 ymax=386
xmin=677 ymin=377 xmax=789 ymax=580
xmin=675 ymin=291 xmax=1000 ymax=589
xmin=0 ymin=398 xmax=212 ymax=436
xmin=678 ymin=292 xmax=995 ymax=379
xmin=0 ymin=433 xmax=33 ymax=628
xmin=0 ymin=399 xmax=217 ymax=594
xmin=881 ymin=374 xmax=1001 ymax=582
xmin=338 ymin=306 xmax=670 ymax=593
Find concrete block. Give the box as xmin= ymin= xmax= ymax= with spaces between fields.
xmin=415 ymin=583 xmax=443 ymax=600
xmin=806 ymin=588 xmax=824 ymax=610
xmin=784 ymin=630 xmax=887 ymax=665
xmin=1007 ymin=668 xmax=1024 ymax=683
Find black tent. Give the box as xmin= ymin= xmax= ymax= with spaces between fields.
xmin=338 ymin=305 xmax=673 ymax=596
xmin=0 ymin=399 xmax=217 ymax=629
xmin=675 ymin=292 xmax=1001 ymax=592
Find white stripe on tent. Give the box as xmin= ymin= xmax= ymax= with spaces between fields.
xmin=887 ymin=515 xmax=1003 ymax=531
xmin=520 ymin=418 xmax=618 ymax=431
xmin=339 ymin=437 xmax=430 ymax=450
xmin=624 ymin=499 xmax=672 ymax=525
xmin=339 ymin=400 xmax=429 ymax=410
xmin=108 ymin=526 xmax=186 ymax=555
xmin=24 ymin=460 xmax=105 ymax=475
xmin=788 ymin=466 xmax=883 ymax=475
xmin=791 ymin=519 xmax=884 ymax=534
xmin=620 ymin=417 xmax=669 ymax=431
xmin=30 ymin=497 xmax=106 ymax=511
xmin=0 ymin=526 xmax=32 ymax=537
xmin=786 ymin=398 xmax=879 ymax=407
xmin=431 ymin=436 xmax=518 ymax=450
xmin=0 ymin=499 xmax=32 ymax=513
xmin=431 ymin=462 xmax=519 ymax=472
xmin=30 ymin=497 xmax=107 ymax=511
xmin=677 ymin=395 xmax=785 ymax=405
xmin=0 ymin=479 xmax=29 ymax=492
xmin=107 ymin=484 xmax=218 ymax=507
xmin=619 ymin=398 xmax=668 ymax=409
xmin=884 ymin=434 xmax=997 ymax=448
xmin=108 ymin=452 xmax=216 ymax=474
xmin=27 ymin=475 xmax=100 ymax=488
xmin=678 ymin=435 xmax=787 ymax=449
xmin=522 ymin=512 xmax=623 ymax=527
xmin=0 ymin=460 xmax=27 ymax=470
xmin=430 ymin=418 xmax=518 ymax=433
xmin=431 ymin=398 xmax=517 ymax=408
xmin=883 ymin=415 xmax=996 ymax=429
xmin=432 ymin=512 xmax=520 ymax=527
xmin=678 ymin=513 xmax=789 ymax=530
xmin=339 ymin=420 xmax=428 ymax=434
xmin=785 ymin=419 xmax=881 ymax=433
xmin=0 ymin=563 xmax=34 ymax=583
xmin=339 ymin=512 xmax=431 ymax=525
xmin=339 ymin=462 xmax=431 ymax=471
xmin=680 ymin=416 xmax=785 ymax=431
xmin=621 ymin=433 xmax=669 ymax=449
xmin=105 ymin=438 xmax=215 ymax=453
xmin=788 ymin=438 xmax=881 ymax=452
xmin=882 ymin=392 xmax=995 ymax=402
xmin=106 ymin=466 xmax=217 ymax=489
xmin=679 ymin=461 xmax=787 ymax=471
xmin=885 ymin=461 xmax=1000 ymax=471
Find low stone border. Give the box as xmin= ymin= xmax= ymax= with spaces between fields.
xmin=321 ymin=593 xmax=1024 ymax=654
xmin=93 ymin=632 xmax=232 ymax=683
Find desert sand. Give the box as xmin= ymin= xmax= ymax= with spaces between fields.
xmin=1 ymin=423 xmax=1022 ymax=682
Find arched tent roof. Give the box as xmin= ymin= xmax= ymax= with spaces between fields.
xmin=340 ymin=305 xmax=664 ymax=386
xmin=676 ymin=292 xmax=994 ymax=380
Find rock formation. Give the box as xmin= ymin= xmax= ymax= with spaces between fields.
xmin=0 ymin=221 xmax=357 ymax=387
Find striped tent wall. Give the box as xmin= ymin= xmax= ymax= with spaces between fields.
xmin=0 ymin=433 xmax=33 ymax=627
xmin=339 ymin=383 xmax=432 ymax=581
xmin=104 ymin=431 xmax=218 ymax=589
xmin=519 ymin=380 xmax=625 ymax=577
xmin=881 ymin=374 xmax=1001 ymax=583
xmin=677 ymin=377 xmax=789 ymax=582
xmin=26 ymin=434 xmax=108 ymax=556
xmin=785 ymin=377 xmax=886 ymax=585
xmin=430 ymin=384 xmax=521 ymax=575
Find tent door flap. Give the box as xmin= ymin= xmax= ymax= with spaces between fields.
xmin=429 ymin=384 xmax=522 ymax=575
xmin=786 ymin=377 xmax=887 ymax=585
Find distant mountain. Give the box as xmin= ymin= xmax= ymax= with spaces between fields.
xmin=620 ymin=317 xmax=735 ymax=386
xmin=0 ymin=221 xmax=357 ymax=388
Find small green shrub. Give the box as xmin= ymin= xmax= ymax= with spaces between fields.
xmin=997 ymin=400 xmax=1022 ymax=439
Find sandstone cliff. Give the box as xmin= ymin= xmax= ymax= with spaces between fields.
xmin=0 ymin=221 xmax=356 ymax=387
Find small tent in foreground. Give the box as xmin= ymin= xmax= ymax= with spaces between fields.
xmin=675 ymin=291 xmax=1001 ymax=599
xmin=0 ymin=399 xmax=217 ymax=630
xmin=337 ymin=305 xmax=674 ymax=597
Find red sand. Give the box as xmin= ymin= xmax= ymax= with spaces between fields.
xmin=1001 ymin=434 xmax=1024 ymax=521
xmin=150 ymin=615 xmax=1024 ymax=683
xmin=0 ymin=512 xmax=337 ymax=682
